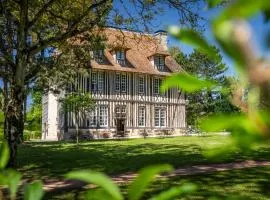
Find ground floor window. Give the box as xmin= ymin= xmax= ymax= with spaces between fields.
xmin=154 ymin=107 xmax=166 ymax=127
xmin=138 ymin=106 xmax=146 ymax=127
xmin=83 ymin=105 xmax=108 ymax=127
xmin=99 ymin=105 xmax=108 ymax=127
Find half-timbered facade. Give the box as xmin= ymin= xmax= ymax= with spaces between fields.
xmin=42 ymin=28 xmax=186 ymax=140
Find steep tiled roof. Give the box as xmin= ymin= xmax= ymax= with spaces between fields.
xmin=90 ymin=28 xmax=182 ymax=76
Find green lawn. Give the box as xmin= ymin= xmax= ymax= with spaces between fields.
xmin=47 ymin=166 xmax=270 ymax=200
xmin=16 ymin=135 xmax=270 ymax=182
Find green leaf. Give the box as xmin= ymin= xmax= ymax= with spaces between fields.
xmin=168 ymin=27 xmax=219 ymax=62
xmin=151 ymin=183 xmax=197 ymax=200
xmin=216 ymin=0 xmax=270 ymax=22
xmin=66 ymin=170 xmax=123 ymax=200
xmin=0 ymin=142 xmax=9 ymax=169
xmin=6 ymin=169 xmax=22 ymax=199
xmin=128 ymin=164 xmax=173 ymax=200
xmin=161 ymin=73 xmax=215 ymax=93
xmin=206 ymin=0 xmax=222 ymax=8
xmin=24 ymin=181 xmax=44 ymax=200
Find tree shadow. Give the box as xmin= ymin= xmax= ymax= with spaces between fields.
xmin=16 ymin=138 xmax=270 ymax=182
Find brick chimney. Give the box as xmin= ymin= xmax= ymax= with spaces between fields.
xmin=154 ymin=30 xmax=168 ymax=50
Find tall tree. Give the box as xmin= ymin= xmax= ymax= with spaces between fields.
xmin=170 ymin=47 xmax=239 ymax=126
xmin=0 ymin=0 xmax=206 ymax=167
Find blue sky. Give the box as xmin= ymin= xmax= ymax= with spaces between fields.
xmin=113 ymin=1 xmax=270 ymax=75
xmin=151 ymin=5 xmax=270 ymax=76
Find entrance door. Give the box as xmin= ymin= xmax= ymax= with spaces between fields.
xmin=116 ymin=119 xmax=125 ymax=137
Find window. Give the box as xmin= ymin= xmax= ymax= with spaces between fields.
xmin=154 ymin=107 xmax=166 ymax=127
xmin=93 ymin=50 xmax=104 ymax=63
xmin=98 ymin=72 xmax=104 ymax=91
xmin=116 ymin=50 xmax=126 ymax=65
xmin=91 ymin=72 xmax=97 ymax=91
xmin=138 ymin=76 xmax=145 ymax=94
xmin=99 ymin=106 xmax=108 ymax=127
xmin=89 ymin=107 xmax=97 ymax=127
xmin=121 ymin=74 xmax=127 ymax=92
xmin=115 ymin=73 xmax=127 ymax=93
xmin=153 ymin=78 xmax=161 ymax=95
xmin=154 ymin=55 xmax=165 ymax=71
xmin=115 ymin=106 xmax=126 ymax=119
xmin=115 ymin=73 xmax=120 ymax=92
xmin=138 ymin=107 xmax=146 ymax=127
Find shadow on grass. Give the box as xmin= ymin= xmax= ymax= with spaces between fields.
xmin=145 ymin=166 xmax=270 ymax=200
xmin=16 ymin=136 xmax=270 ymax=182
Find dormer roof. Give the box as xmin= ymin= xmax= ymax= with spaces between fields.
xmin=89 ymin=28 xmax=183 ymax=76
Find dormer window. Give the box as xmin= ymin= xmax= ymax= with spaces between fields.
xmin=93 ymin=50 xmax=104 ymax=63
xmin=154 ymin=55 xmax=165 ymax=71
xmin=116 ymin=50 xmax=126 ymax=65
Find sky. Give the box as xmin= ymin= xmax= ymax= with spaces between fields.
xmin=113 ymin=1 xmax=270 ymax=76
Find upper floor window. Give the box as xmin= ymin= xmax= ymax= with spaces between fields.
xmin=153 ymin=78 xmax=161 ymax=95
xmin=93 ymin=50 xmax=104 ymax=63
xmin=91 ymin=72 xmax=97 ymax=91
xmin=154 ymin=55 xmax=165 ymax=71
xmin=121 ymin=74 xmax=127 ymax=92
xmin=138 ymin=76 xmax=145 ymax=94
xmin=115 ymin=73 xmax=121 ymax=92
xmin=116 ymin=50 xmax=126 ymax=65
xmin=91 ymin=71 xmax=104 ymax=92
xmin=98 ymin=72 xmax=105 ymax=91
xmin=115 ymin=73 xmax=127 ymax=93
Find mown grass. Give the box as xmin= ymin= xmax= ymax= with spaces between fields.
xmin=46 ymin=167 xmax=270 ymax=200
xmin=16 ymin=134 xmax=270 ymax=182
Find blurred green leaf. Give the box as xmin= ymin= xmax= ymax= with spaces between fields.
xmin=161 ymin=73 xmax=215 ymax=93
xmin=151 ymin=183 xmax=197 ymax=200
xmin=86 ymin=189 xmax=114 ymax=200
xmin=6 ymin=169 xmax=22 ymax=199
xmin=217 ymin=0 xmax=270 ymax=22
xmin=66 ymin=170 xmax=123 ymax=200
xmin=200 ymin=114 xmax=246 ymax=132
xmin=24 ymin=181 xmax=44 ymax=200
xmin=168 ymin=27 xmax=219 ymax=61
xmin=128 ymin=164 xmax=173 ymax=200
xmin=0 ymin=142 xmax=9 ymax=169
xmin=206 ymin=0 xmax=222 ymax=8
xmin=212 ymin=20 xmax=246 ymax=71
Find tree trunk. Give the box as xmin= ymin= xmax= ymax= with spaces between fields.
xmin=3 ymin=78 xmax=9 ymax=140
xmin=5 ymin=85 xmax=25 ymax=167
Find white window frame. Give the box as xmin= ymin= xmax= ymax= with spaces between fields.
xmin=153 ymin=78 xmax=160 ymax=95
xmin=93 ymin=49 xmax=104 ymax=63
xmin=121 ymin=73 xmax=127 ymax=93
xmin=98 ymin=72 xmax=104 ymax=91
xmin=154 ymin=55 xmax=165 ymax=71
xmin=138 ymin=76 xmax=145 ymax=94
xmin=116 ymin=50 xmax=126 ymax=65
xmin=91 ymin=72 xmax=97 ymax=91
xmin=99 ymin=105 xmax=108 ymax=127
xmin=154 ymin=107 xmax=166 ymax=127
xmin=89 ymin=107 xmax=97 ymax=127
xmin=138 ymin=106 xmax=146 ymax=127
xmin=115 ymin=73 xmax=120 ymax=92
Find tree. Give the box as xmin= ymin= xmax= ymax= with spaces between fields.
xmin=170 ymin=47 xmax=239 ymax=126
xmin=0 ymin=0 xmax=206 ymax=167
xmin=60 ymin=92 xmax=95 ymax=144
